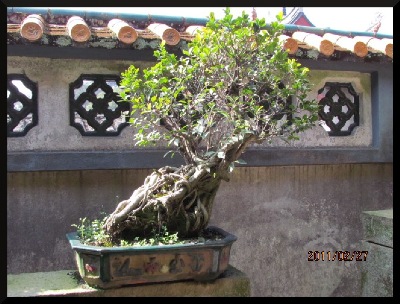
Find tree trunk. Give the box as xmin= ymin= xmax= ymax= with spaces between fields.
xmin=104 ymin=163 xmax=223 ymax=239
xmin=104 ymin=134 xmax=256 ymax=240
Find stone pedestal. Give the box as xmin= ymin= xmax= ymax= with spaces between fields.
xmin=361 ymin=209 xmax=393 ymax=297
xmin=7 ymin=265 xmax=250 ymax=297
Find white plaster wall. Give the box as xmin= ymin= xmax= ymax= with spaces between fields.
xmin=7 ymin=56 xmax=152 ymax=152
xmin=262 ymin=70 xmax=372 ymax=148
xmin=7 ymin=57 xmax=372 ymax=152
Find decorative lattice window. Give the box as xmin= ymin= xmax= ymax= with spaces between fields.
xmin=317 ymin=82 xmax=359 ymax=136
xmin=69 ymin=75 xmax=130 ymax=136
xmin=7 ymin=74 xmax=38 ymax=137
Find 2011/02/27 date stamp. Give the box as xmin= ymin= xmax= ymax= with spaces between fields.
xmin=308 ymin=251 xmax=368 ymax=261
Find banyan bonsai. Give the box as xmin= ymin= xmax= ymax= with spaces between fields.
xmin=96 ymin=8 xmax=319 ymax=243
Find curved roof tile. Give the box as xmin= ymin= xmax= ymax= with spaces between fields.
xmin=7 ymin=9 xmax=393 ymax=62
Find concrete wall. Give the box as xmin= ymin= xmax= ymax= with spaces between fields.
xmin=211 ymin=164 xmax=392 ymax=296
xmin=7 ymin=55 xmax=393 ymax=296
xmin=7 ymin=163 xmax=393 ymax=296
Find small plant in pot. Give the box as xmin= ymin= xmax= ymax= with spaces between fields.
xmin=67 ymin=8 xmax=319 ymax=289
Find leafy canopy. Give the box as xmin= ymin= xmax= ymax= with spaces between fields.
xmin=119 ymin=8 xmax=319 ymax=165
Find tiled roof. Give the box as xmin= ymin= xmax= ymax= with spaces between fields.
xmin=7 ymin=8 xmax=393 ymax=62
xmin=282 ymin=7 xmax=315 ymax=27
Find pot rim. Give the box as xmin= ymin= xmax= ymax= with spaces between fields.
xmin=66 ymin=225 xmax=237 ymax=253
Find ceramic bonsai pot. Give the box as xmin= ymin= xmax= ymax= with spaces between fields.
xmin=66 ymin=226 xmax=237 ymax=289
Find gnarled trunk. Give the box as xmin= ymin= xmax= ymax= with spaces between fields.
xmin=104 ymin=163 xmax=223 ymax=239
xmin=104 ymin=133 xmax=257 ymax=240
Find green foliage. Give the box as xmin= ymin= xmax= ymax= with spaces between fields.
xmin=72 ymin=217 xmax=183 ymax=247
xmin=119 ymin=7 xmax=319 ymax=165
xmin=120 ymin=226 xmax=183 ymax=247
xmin=71 ymin=216 xmax=113 ymax=247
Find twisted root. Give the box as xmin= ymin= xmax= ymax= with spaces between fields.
xmin=104 ymin=164 xmax=220 ymax=238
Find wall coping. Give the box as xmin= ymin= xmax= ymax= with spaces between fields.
xmin=7 ymin=147 xmax=390 ymax=172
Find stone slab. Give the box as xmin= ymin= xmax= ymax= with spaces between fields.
xmin=361 ymin=241 xmax=393 ymax=297
xmin=361 ymin=209 xmax=393 ymax=248
xmin=7 ymin=265 xmax=250 ymax=297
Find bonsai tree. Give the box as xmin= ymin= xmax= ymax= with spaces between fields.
xmin=101 ymin=8 xmax=319 ymax=242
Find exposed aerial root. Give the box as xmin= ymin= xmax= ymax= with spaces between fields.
xmin=103 ymin=164 xmax=222 ymax=238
